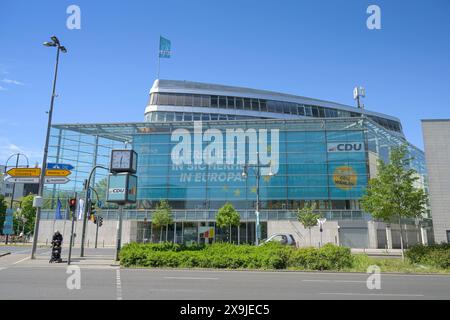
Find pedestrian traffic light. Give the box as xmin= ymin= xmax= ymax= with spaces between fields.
xmin=98 ymin=216 xmax=103 ymax=227
xmin=68 ymin=198 xmax=77 ymax=212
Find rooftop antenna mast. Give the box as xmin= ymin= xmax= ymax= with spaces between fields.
xmin=353 ymin=86 xmax=366 ymax=109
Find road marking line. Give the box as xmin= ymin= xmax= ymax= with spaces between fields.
xmin=13 ymin=256 xmax=30 ymax=265
xmin=319 ymin=293 xmax=424 ymax=297
xmin=303 ymin=279 xmax=366 ymax=283
xmin=163 ymin=276 xmax=219 ymax=280
xmin=116 ymin=269 xmax=122 ymax=300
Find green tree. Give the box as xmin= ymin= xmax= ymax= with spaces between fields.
xmin=151 ymin=200 xmax=173 ymax=242
xmin=19 ymin=194 xmax=37 ymax=236
xmin=296 ymin=203 xmax=320 ymax=246
xmin=94 ymin=177 xmax=108 ymax=202
xmin=361 ymin=145 xmax=428 ymax=260
xmin=216 ymin=203 xmax=240 ymax=243
xmin=0 ymin=195 xmax=7 ymax=234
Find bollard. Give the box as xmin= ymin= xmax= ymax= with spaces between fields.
xmin=46 ymin=239 xmax=48 ymax=246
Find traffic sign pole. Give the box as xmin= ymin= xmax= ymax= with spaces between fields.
xmin=80 ymin=165 xmax=109 ymax=257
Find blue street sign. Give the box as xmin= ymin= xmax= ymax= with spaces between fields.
xmin=97 ymin=201 xmax=103 ymax=208
xmin=47 ymin=163 xmax=74 ymax=170
xmin=3 ymin=208 xmax=14 ymax=235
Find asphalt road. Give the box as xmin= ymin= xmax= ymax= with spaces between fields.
xmin=0 ymin=247 xmax=449 ymax=300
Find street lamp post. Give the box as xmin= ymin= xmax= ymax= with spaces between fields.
xmin=317 ymin=217 xmax=327 ymax=248
xmin=242 ymin=151 xmax=273 ymax=246
xmin=31 ymin=36 xmax=67 ymax=260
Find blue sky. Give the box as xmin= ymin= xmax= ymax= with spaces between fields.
xmin=0 ymin=0 xmax=449 ymax=165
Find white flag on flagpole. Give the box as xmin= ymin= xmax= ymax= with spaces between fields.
xmin=78 ymin=199 xmax=84 ymax=220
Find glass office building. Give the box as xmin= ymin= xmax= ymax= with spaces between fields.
xmin=39 ymin=80 xmax=430 ymax=247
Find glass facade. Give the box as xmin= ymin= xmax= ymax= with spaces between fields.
xmin=41 ymin=117 xmax=426 ymax=222
xmin=148 ymin=92 xmax=403 ymax=133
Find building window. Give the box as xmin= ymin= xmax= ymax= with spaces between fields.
xmin=184 ymin=94 xmax=193 ymax=106
xmin=158 ymin=93 xmax=169 ymax=105
xmin=201 ymin=95 xmax=210 ymax=107
xmin=267 ymin=101 xmax=276 ymax=113
xmin=211 ymin=96 xmax=218 ymax=108
xmin=192 ymin=95 xmax=201 ymax=106
xmin=312 ymin=106 xmax=319 ymax=117
xmin=297 ymin=104 xmax=305 ymax=116
xmin=166 ymin=113 xmax=174 ymax=121
xmin=219 ymin=96 xmax=227 ymax=108
xmin=150 ymin=93 xmax=157 ymax=105
xmin=168 ymin=94 xmax=176 ymax=106
xmin=175 ymin=94 xmax=184 ymax=106
xmin=318 ymin=107 xmax=325 ymax=118
xmin=227 ymin=96 xmax=235 ymax=109
xmin=251 ymin=99 xmax=260 ymax=111
xmin=244 ymin=98 xmax=251 ymax=110
xmin=260 ymin=100 xmax=267 ymax=112
xmin=184 ymin=113 xmax=192 ymax=121
xmin=235 ymin=97 xmax=243 ymax=109
xmin=304 ymin=106 xmax=312 ymax=117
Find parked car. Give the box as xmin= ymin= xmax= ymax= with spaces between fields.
xmin=261 ymin=233 xmax=296 ymax=246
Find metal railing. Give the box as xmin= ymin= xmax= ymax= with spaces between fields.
xmin=40 ymin=209 xmax=369 ymax=221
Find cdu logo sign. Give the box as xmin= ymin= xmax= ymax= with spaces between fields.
xmin=327 ymin=142 xmax=364 ymax=153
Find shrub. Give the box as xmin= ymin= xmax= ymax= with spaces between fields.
xmin=287 ymin=244 xmax=353 ymax=270
xmin=406 ymin=244 xmax=450 ymax=269
xmin=120 ymin=242 xmax=353 ymax=271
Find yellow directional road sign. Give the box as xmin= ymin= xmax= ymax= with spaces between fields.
xmin=7 ymin=168 xmax=41 ymax=177
xmin=45 ymin=169 xmax=71 ymax=177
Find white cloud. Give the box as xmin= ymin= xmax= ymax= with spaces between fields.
xmin=0 ymin=86 xmax=6 ymax=91
xmin=2 ymin=78 xmax=24 ymax=86
xmin=0 ymin=64 xmax=8 ymax=75
xmin=0 ymin=137 xmax=42 ymax=167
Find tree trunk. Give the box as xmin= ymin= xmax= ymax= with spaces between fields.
xmin=229 ymin=225 xmax=231 ymax=243
xmin=309 ymin=228 xmax=312 ymax=247
xmin=398 ymin=216 xmax=405 ymax=261
xmin=160 ymin=226 xmax=163 ymax=243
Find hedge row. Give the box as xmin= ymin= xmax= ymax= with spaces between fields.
xmin=119 ymin=242 xmax=354 ymax=270
xmin=406 ymin=244 xmax=450 ymax=269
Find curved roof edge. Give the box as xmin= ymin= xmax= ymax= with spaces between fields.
xmin=150 ymin=79 xmax=401 ymax=123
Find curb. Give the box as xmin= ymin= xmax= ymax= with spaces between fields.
xmin=0 ymin=252 xmax=11 ymax=257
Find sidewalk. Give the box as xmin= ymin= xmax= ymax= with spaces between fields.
xmin=13 ymin=247 xmax=119 ymax=268
xmin=351 ymin=248 xmax=403 ymax=257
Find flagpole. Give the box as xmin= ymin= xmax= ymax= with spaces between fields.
xmin=157 ymin=55 xmax=161 ymax=79
xmin=62 ymin=207 xmax=67 ymax=239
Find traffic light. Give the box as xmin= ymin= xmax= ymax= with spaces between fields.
xmin=89 ymin=201 xmax=96 ymax=222
xmin=98 ymin=216 xmax=103 ymax=227
xmin=68 ymin=198 xmax=77 ymax=212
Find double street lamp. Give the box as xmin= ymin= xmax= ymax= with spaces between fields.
xmin=31 ymin=36 xmax=67 ymax=259
xmin=241 ymin=151 xmax=273 ymax=246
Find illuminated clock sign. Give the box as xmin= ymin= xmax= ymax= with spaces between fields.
xmin=106 ymin=173 xmax=138 ymax=204
xmin=110 ymin=149 xmax=138 ymax=173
